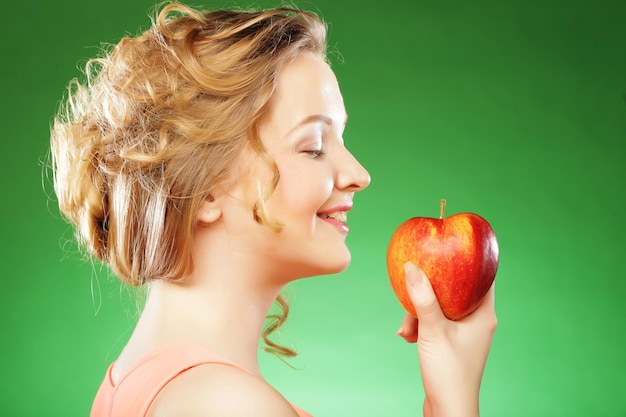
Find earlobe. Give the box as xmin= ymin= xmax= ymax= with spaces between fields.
xmin=196 ymin=194 xmax=222 ymax=225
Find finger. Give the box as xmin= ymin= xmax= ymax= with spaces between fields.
xmin=397 ymin=314 xmax=419 ymax=343
xmin=404 ymin=262 xmax=445 ymax=326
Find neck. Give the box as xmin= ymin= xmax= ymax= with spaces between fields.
xmin=129 ymin=269 xmax=284 ymax=375
xmin=121 ymin=217 xmax=296 ymax=376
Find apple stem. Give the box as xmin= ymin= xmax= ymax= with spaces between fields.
xmin=440 ymin=199 xmax=446 ymax=219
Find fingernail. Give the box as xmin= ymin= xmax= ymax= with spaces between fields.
xmin=404 ymin=262 xmax=422 ymax=285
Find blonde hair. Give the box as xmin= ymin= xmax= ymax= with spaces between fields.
xmin=50 ymin=2 xmax=326 ymax=357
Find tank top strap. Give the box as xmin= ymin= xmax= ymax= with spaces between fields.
xmin=109 ymin=343 xmax=254 ymax=417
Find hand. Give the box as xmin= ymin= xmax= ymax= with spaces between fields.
xmin=396 ymin=262 xmax=497 ymax=417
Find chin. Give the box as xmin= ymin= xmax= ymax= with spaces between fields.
xmin=318 ymin=249 xmax=352 ymax=276
xmin=287 ymin=244 xmax=353 ymax=280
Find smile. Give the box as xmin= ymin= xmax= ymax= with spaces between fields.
xmin=318 ymin=211 xmax=347 ymax=223
xmin=317 ymin=205 xmax=351 ymax=234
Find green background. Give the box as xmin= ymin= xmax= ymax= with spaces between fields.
xmin=1 ymin=0 xmax=624 ymax=416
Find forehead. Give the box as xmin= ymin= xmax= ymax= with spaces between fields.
xmin=262 ymin=52 xmax=346 ymax=136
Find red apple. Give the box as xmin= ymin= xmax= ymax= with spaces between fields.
xmin=386 ymin=200 xmax=499 ymax=320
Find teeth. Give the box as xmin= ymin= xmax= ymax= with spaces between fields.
xmin=321 ymin=211 xmax=347 ymax=223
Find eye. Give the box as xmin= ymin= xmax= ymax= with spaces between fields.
xmin=303 ymin=149 xmax=325 ymax=158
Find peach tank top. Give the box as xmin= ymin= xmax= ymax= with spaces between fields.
xmin=90 ymin=343 xmax=312 ymax=417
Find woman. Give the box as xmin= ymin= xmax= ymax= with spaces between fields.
xmin=50 ymin=3 xmax=496 ymax=416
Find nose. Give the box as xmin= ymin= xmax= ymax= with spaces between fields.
xmin=336 ymin=148 xmax=371 ymax=192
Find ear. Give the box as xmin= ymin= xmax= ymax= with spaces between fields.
xmin=196 ymin=194 xmax=222 ymax=225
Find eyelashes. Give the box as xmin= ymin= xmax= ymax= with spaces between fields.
xmin=302 ymin=149 xmax=325 ymax=158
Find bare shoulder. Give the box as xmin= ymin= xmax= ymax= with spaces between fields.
xmin=146 ymin=363 xmax=299 ymax=417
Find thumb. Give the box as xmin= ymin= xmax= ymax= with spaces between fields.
xmin=404 ymin=262 xmax=444 ymax=326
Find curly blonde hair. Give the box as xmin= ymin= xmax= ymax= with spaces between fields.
xmin=50 ymin=2 xmax=326 ymax=357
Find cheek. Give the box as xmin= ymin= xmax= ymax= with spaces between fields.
xmin=273 ymin=164 xmax=333 ymax=217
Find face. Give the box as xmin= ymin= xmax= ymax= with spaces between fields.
xmin=218 ymin=52 xmax=370 ymax=282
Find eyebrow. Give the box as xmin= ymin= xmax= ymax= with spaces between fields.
xmin=286 ymin=114 xmax=348 ymax=137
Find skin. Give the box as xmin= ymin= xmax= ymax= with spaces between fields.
xmin=111 ymin=52 xmax=496 ymax=417
xmin=398 ymin=263 xmax=497 ymax=417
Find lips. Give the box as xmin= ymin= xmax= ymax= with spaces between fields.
xmin=317 ymin=204 xmax=352 ymax=233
